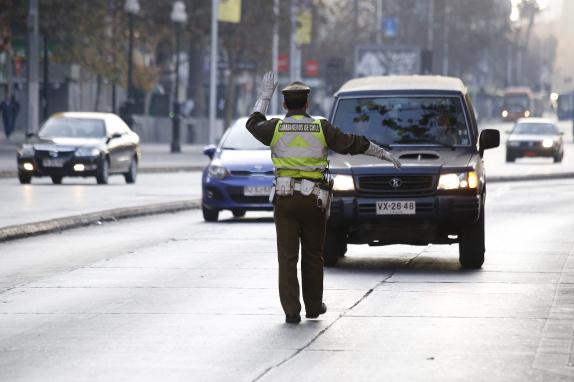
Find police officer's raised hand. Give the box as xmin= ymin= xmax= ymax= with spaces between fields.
xmin=253 ymin=71 xmax=278 ymax=115
xmin=365 ymin=142 xmax=402 ymax=170
xmin=261 ymin=71 xmax=278 ymax=101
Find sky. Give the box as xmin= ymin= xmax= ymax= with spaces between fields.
xmin=538 ymin=0 xmax=563 ymax=22
xmin=510 ymin=0 xmax=562 ymax=22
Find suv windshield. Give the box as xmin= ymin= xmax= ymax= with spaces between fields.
xmin=332 ymin=96 xmax=471 ymax=146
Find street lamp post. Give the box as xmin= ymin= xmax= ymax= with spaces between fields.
xmin=170 ymin=1 xmax=188 ymax=153
xmin=124 ymin=0 xmax=139 ymax=129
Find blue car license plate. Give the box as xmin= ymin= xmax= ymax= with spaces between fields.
xmin=244 ymin=186 xmax=272 ymax=196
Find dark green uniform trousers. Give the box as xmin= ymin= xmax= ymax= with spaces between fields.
xmin=273 ymin=191 xmax=326 ymax=316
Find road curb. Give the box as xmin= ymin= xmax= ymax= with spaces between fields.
xmin=488 ymin=172 xmax=574 ymax=182
xmin=0 ymin=199 xmax=201 ymax=242
xmin=0 ymin=166 xmax=205 ymax=179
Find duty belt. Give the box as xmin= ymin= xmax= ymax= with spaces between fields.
xmin=293 ymin=179 xmax=321 ymax=196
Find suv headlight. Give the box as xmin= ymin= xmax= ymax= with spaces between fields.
xmin=333 ymin=175 xmax=355 ymax=191
xmin=75 ymin=147 xmax=100 ymax=157
xmin=438 ymin=171 xmax=477 ymax=190
xmin=18 ymin=145 xmax=35 ymax=156
xmin=208 ymin=162 xmax=229 ymax=179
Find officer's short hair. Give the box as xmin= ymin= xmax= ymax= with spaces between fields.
xmin=285 ymin=97 xmax=307 ymax=110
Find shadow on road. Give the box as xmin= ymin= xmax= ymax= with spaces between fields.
xmin=204 ymin=216 xmax=275 ymax=224
xmin=334 ymin=251 xmax=478 ymax=273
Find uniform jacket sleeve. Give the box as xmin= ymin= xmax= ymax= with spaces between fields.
xmin=246 ymin=112 xmax=279 ymax=146
xmin=319 ymin=119 xmax=371 ymax=155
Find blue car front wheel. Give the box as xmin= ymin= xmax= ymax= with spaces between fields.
xmin=202 ymin=205 xmax=219 ymax=222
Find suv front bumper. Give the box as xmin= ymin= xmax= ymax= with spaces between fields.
xmin=328 ymin=194 xmax=481 ymax=245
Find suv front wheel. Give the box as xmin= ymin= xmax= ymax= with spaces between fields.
xmin=458 ymin=200 xmax=485 ymax=269
xmin=323 ymin=226 xmax=348 ymax=266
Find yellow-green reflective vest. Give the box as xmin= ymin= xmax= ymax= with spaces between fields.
xmin=270 ymin=115 xmax=328 ymax=179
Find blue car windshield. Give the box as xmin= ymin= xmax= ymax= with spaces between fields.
xmin=221 ymin=122 xmax=268 ymax=150
xmin=332 ymin=96 xmax=471 ymax=146
xmin=39 ymin=118 xmax=106 ymax=139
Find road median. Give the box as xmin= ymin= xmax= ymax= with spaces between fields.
xmin=0 ymin=199 xmax=201 ymax=242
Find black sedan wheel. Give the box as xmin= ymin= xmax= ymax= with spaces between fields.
xmin=124 ymin=157 xmax=138 ymax=184
xmin=18 ymin=173 xmax=32 ymax=184
xmin=51 ymin=176 xmax=63 ymax=184
xmin=96 ymin=159 xmax=109 ymax=184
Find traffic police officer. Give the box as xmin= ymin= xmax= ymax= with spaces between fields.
xmin=246 ymin=72 xmax=401 ymax=324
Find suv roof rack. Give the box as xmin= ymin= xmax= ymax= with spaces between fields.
xmin=335 ymin=75 xmax=467 ymax=96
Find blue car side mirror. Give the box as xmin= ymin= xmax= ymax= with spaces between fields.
xmin=203 ymin=145 xmax=216 ymax=159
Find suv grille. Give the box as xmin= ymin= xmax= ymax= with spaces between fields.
xmin=357 ymin=175 xmax=436 ymax=196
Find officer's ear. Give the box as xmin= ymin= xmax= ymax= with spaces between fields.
xmin=283 ymin=102 xmax=288 ymax=110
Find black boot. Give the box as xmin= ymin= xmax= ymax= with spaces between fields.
xmin=305 ymin=303 xmax=327 ymax=319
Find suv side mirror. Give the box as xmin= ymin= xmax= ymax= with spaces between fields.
xmin=479 ymin=129 xmax=500 ymax=155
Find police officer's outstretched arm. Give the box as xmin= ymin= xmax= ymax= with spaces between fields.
xmin=365 ymin=142 xmax=402 ymax=170
xmin=253 ymin=71 xmax=278 ymax=116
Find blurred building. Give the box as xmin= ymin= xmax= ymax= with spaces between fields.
xmin=552 ymin=0 xmax=574 ymax=94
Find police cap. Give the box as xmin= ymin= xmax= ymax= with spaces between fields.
xmin=281 ymin=81 xmax=311 ymax=99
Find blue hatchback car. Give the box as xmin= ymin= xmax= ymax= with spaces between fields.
xmin=201 ymin=116 xmax=276 ymax=221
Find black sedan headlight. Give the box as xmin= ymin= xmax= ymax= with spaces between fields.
xmin=75 ymin=147 xmax=101 ymax=157
xmin=18 ymin=145 xmax=35 ymax=156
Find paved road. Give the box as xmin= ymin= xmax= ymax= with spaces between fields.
xmin=1 ymin=179 xmax=574 ymax=381
xmin=1 ymin=119 xmax=573 ymax=241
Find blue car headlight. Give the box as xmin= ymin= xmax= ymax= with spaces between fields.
xmin=75 ymin=147 xmax=101 ymax=157
xmin=208 ymin=162 xmax=229 ymax=179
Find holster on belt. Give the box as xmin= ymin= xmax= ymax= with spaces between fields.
xmin=275 ymin=177 xmax=294 ymax=196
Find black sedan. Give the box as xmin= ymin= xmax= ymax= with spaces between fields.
xmin=17 ymin=112 xmax=140 ymax=184
xmin=505 ymin=118 xmax=564 ymax=162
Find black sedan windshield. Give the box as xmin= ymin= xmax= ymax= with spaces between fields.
xmin=38 ymin=118 xmax=106 ymax=139
xmin=332 ymin=96 xmax=471 ymax=146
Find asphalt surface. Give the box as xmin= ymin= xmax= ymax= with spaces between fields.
xmin=0 ymin=131 xmax=209 ymax=241
xmin=1 ymin=119 xmax=574 ymax=242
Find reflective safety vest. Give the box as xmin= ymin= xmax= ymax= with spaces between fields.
xmin=270 ymin=115 xmax=328 ymax=179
